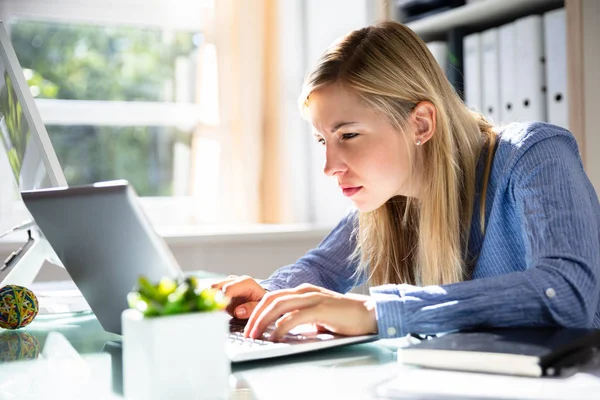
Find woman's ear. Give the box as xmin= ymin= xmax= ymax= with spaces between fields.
xmin=410 ymin=101 xmax=436 ymax=145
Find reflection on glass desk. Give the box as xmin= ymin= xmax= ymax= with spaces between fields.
xmin=0 ymin=310 xmax=398 ymax=400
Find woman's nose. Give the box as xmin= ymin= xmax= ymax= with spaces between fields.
xmin=323 ymin=146 xmax=347 ymax=177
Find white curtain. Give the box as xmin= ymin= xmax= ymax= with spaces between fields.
xmin=213 ymin=0 xmax=267 ymax=223
xmin=194 ymin=0 xmax=281 ymax=224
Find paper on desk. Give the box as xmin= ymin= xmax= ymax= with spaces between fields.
xmin=376 ymin=365 xmax=600 ymax=400
xmin=36 ymin=294 xmax=91 ymax=315
xmin=31 ymin=280 xmax=92 ymax=315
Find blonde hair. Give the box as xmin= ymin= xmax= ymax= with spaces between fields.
xmin=300 ymin=21 xmax=497 ymax=287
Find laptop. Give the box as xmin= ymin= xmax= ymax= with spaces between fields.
xmin=21 ymin=180 xmax=378 ymax=362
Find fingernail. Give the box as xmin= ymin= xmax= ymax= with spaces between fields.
xmin=235 ymin=307 xmax=246 ymax=318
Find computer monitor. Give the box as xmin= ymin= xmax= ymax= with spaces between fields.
xmin=0 ymin=20 xmax=67 ymax=287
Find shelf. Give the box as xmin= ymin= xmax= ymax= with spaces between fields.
xmin=405 ymin=0 xmax=563 ymax=40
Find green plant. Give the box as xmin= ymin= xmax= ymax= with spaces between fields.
xmin=127 ymin=276 xmax=228 ymax=317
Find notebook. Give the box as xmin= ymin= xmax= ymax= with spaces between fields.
xmin=398 ymin=328 xmax=600 ymax=377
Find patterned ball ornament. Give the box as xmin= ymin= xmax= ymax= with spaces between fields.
xmin=0 ymin=285 xmax=39 ymax=329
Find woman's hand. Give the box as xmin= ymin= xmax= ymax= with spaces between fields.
xmin=244 ymin=283 xmax=378 ymax=341
xmin=211 ymin=275 xmax=267 ymax=319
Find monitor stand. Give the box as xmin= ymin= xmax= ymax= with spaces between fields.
xmin=1 ymin=227 xmax=64 ymax=288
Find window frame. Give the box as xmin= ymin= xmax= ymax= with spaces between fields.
xmin=0 ymin=0 xmax=221 ymax=227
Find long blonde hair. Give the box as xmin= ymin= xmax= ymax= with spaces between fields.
xmin=300 ymin=21 xmax=497 ymax=286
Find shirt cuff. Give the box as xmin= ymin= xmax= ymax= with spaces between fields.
xmin=369 ymin=290 xmax=405 ymax=338
xmin=260 ymin=280 xmax=280 ymax=292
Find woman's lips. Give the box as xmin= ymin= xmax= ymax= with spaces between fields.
xmin=341 ymin=186 xmax=362 ymax=197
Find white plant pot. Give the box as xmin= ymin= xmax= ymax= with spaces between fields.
xmin=122 ymin=309 xmax=230 ymax=400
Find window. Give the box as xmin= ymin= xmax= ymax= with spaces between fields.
xmin=0 ymin=0 xmax=221 ymax=225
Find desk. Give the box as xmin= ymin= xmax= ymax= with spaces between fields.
xmin=2 ymin=307 xmax=600 ymax=399
xmin=0 ymin=310 xmax=398 ymax=399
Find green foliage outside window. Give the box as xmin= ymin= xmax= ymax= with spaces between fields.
xmin=9 ymin=21 xmax=198 ymax=196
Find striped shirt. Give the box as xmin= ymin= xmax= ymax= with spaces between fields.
xmin=261 ymin=122 xmax=600 ymax=338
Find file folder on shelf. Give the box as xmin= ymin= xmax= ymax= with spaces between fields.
xmin=514 ymin=15 xmax=547 ymax=123
xmin=481 ymin=28 xmax=501 ymax=124
xmin=463 ymin=33 xmax=483 ymax=113
xmin=427 ymin=41 xmax=449 ymax=74
xmin=543 ymin=8 xmax=568 ymax=130
xmin=499 ymin=22 xmax=517 ymax=124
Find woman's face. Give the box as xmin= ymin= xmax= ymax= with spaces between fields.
xmin=307 ymin=83 xmax=417 ymax=212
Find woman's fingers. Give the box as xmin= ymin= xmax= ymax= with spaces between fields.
xmin=244 ymin=284 xmax=332 ymax=335
xmin=247 ymin=292 xmax=378 ymax=339
xmin=210 ymin=275 xmax=239 ymax=290
xmin=271 ymin=308 xmax=324 ymax=341
xmin=220 ymin=275 xmax=252 ymax=291
xmin=233 ymin=301 xmax=259 ymax=319
xmin=247 ymin=293 xmax=324 ymax=339
xmin=211 ymin=275 xmax=266 ymax=318
xmin=244 ymin=288 xmax=304 ymax=336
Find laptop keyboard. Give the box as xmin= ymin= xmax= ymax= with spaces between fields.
xmin=228 ymin=331 xmax=277 ymax=347
xmin=228 ymin=318 xmax=323 ymax=345
xmin=226 ymin=318 xmax=378 ymax=362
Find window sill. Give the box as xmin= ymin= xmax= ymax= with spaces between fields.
xmin=157 ymin=224 xmax=332 ymax=245
xmin=0 ymin=223 xmax=332 ymax=252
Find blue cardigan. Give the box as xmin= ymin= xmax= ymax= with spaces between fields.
xmin=261 ymin=122 xmax=600 ymax=338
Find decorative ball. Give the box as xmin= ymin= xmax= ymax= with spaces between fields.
xmin=0 ymin=330 xmax=40 ymax=361
xmin=0 ymin=285 xmax=39 ymax=329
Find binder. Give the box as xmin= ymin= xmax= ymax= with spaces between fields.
xmin=543 ymin=8 xmax=569 ymax=130
xmin=498 ymin=22 xmax=517 ymax=124
xmin=514 ymin=15 xmax=547 ymax=123
xmin=463 ymin=33 xmax=483 ymax=113
xmin=481 ymin=28 xmax=501 ymax=123
xmin=426 ymin=41 xmax=448 ymax=73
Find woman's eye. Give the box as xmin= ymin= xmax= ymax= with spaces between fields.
xmin=341 ymin=133 xmax=359 ymax=140
xmin=317 ymin=138 xmax=326 ymax=145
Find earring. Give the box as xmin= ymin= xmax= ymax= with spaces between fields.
xmin=416 ymin=139 xmax=422 ymax=146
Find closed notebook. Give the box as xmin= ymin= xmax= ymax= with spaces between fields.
xmin=399 ymin=328 xmax=600 ymax=377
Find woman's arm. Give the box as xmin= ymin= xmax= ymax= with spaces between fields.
xmin=260 ymin=210 xmax=363 ymax=294
xmin=371 ymin=133 xmax=600 ymax=338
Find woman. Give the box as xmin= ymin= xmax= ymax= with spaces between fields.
xmin=212 ymin=21 xmax=600 ymax=341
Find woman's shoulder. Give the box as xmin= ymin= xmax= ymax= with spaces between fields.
xmin=497 ymin=121 xmax=576 ymax=149
xmin=493 ymin=122 xmax=581 ymax=173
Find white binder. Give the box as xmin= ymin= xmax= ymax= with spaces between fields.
xmin=499 ymin=22 xmax=517 ymax=124
xmin=481 ymin=28 xmax=501 ymax=123
xmin=463 ymin=33 xmax=483 ymax=113
xmin=426 ymin=41 xmax=448 ymax=74
xmin=543 ymin=8 xmax=569 ymax=130
xmin=514 ymin=15 xmax=547 ymax=122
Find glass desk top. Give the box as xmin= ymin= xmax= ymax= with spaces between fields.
xmin=0 ymin=310 xmax=399 ymax=399
xmin=3 ymin=294 xmax=600 ymax=399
